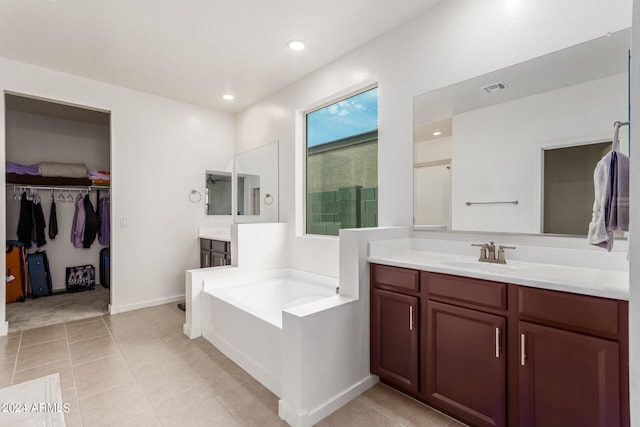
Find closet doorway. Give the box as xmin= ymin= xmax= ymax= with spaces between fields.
xmin=4 ymin=93 xmax=112 ymax=332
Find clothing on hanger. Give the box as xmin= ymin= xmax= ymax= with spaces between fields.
xmin=17 ymin=192 xmax=33 ymax=249
xmin=71 ymin=193 xmax=85 ymax=249
xmin=98 ymin=195 xmax=110 ymax=245
xmin=49 ymin=199 xmax=58 ymax=239
xmin=83 ymin=194 xmax=99 ymax=248
xmin=33 ymin=196 xmax=47 ymax=247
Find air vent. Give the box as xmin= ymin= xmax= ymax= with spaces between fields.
xmin=482 ymin=81 xmax=508 ymax=94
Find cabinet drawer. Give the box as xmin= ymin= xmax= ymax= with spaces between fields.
xmin=423 ymin=272 xmax=507 ymax=311
xmin=371 ymin=264 xmax=419 ymax=293
xmin=200 ymin=238 xmax=230 ymax=253
xmin=518 ymin=286 xmax=619 ymax=337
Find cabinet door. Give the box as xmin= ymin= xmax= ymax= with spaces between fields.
xmin=426 ymin=301 xmax=506 ymax=427
xmin=200 ymin=250 xmax=211 ymax=268
xmin=519 ymin=321 xmax=620 ymax=427
xmin=371 ymin=288 xmax=419 ymax=394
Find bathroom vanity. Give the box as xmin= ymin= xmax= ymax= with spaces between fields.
xmin=369 ymin=253 xmax=629 ymax=427
xmin=200 ymin=238 xmax=231 ymax=267
xmin=198 ymin=227 xmax=232 ymax=268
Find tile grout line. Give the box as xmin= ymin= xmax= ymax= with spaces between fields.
xmin=63 ymin=321 xmax=83 ymax=427
xmin=9 ymin=330 xmax=23 ymax=385
xmin=100 ymin=314 xmax=163 ymax=425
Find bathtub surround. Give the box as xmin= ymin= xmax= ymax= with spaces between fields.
xmin=185 ymin=224 xmax=410 ymax=426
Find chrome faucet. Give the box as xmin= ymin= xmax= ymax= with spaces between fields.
xmin=471 ymin=241 xmax=515 ymax=264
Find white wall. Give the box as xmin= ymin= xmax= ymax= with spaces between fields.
xmin=5 ymin=110 xmax=110 ymax=291
xmin=235 ymin=0 xmax=632 ymax=278
xmin=452 ymin=73 xmax=627 ymax=233
xmin=0 ymin=57 xmax=235 ymax=327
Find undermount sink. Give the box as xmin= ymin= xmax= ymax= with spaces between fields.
xmin=439 ymin=259 xmax=523 ymax=274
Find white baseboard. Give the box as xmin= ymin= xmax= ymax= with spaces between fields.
xmin=109 ymin=294 xmax=185 ymax=315
xmin=0 ymin=321 xmax=8 ymax=336
xmin=278 ymin=375 xmax=379 ymax=427
xmin=183 ymin=323 xmax=201 ymax=339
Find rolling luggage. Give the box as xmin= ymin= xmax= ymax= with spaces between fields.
xmin=28 ymin=251 xmax=52 ymax=298
xmin=100 ymin=247 xmax=110 ymax=288
xmin=6 ymin=242 xmax=26 ymax=303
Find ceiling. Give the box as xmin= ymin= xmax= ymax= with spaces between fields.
xmin=0 ymin=0 xmax=443 ymax=113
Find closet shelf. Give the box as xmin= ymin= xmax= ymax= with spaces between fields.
xmin=6 ymin=173 xmax=97 ymax=187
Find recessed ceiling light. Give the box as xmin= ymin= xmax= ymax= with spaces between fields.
xmin=287 ymin=40 xmax=305 ymax=52
xmin=432 ymin=131 xmax=442 ymax=136
xmin=222 ymin=94 xmax=234 ymax=101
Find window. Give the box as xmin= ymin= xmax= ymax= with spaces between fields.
xmin=305 ymin=86 xmax=378 ymax=236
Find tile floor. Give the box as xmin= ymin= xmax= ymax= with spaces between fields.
xmin=0 ymin=303 xmax=464 ymax=427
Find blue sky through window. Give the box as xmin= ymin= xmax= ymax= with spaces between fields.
xmin=307 ymin=87 xmax=378 ymax=147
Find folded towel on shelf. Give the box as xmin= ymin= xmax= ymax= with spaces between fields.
xmin=86 ymin=169 xmax=111 ymax=181
xmin=6 ymin=161 xmax=39 ymax=176
xmin=39 ymin=162 xmax=87 ymax=178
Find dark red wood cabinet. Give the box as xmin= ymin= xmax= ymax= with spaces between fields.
xmin=370 ymin=288 xmax=419 ymax=394
xmin=519 ymin=321 xmax=620 ymax=427
xmin=427 ymin=301 xmax=506 ymax=427
xmin=369 ymin=263 xmax=629 ymax=427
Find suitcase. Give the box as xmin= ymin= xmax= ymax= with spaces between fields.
xmin=28 ymin=251 xmax=53 ymax=298
xmin=6 ymin=243 xmax=26 ymax=303
xmin=66 ymin=264 xmax=95 ymax=292
xmin=100 ymin=247 xmax=110 ymax=288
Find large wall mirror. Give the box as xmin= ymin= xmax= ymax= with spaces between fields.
xmin=234 ymin=141 xmax=279 ymax=223
xmin=413 ymin=28 xmax=630 ymax=236
xmin=205 ymin=171 xmax=232 ymax=215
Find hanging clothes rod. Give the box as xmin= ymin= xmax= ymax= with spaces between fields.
xmin=612 ymin=120 xmax=630 ymax=152
xmin=7 ymin=184 xmax=109 ymax=192
xmin=465 ymin=200 xmax=519 ymax=206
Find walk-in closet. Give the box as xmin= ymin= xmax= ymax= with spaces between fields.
xmin=4 ymin=94 xmax=111 ymax=332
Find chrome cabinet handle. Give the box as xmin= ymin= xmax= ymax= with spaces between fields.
xmin=521 ymin=333 xmax=526 ymax=366
xmin=495 ymin=327 xmax=500 ymax=358
xmin=409 ymin=306 xmax=414 ymax=331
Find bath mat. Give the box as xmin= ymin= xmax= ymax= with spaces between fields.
xmin=0 ymin=373 xmax=67 ymax=427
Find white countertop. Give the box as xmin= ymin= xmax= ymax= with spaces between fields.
xmin=368 ymin=249 xmax=629 ymax=300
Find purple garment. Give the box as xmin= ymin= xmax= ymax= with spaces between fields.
xmin=98 ymin=195 xmax=110 ymax=245
xmin=6 ymin=161 xmax=39 ymax=175
xmin=86 ymin=169 xmax=111 ymax=180
xmin=70 ymin=193 xmax=86 ymax=248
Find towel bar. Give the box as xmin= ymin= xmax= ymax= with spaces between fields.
xmin=465 ymin=200 xmax=519 ymax=206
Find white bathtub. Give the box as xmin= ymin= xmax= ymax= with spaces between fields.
xmin=201 ymin=269 xmax=339 ymax=397
xmin=213 ymin=275 xmax=337 ymax=328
